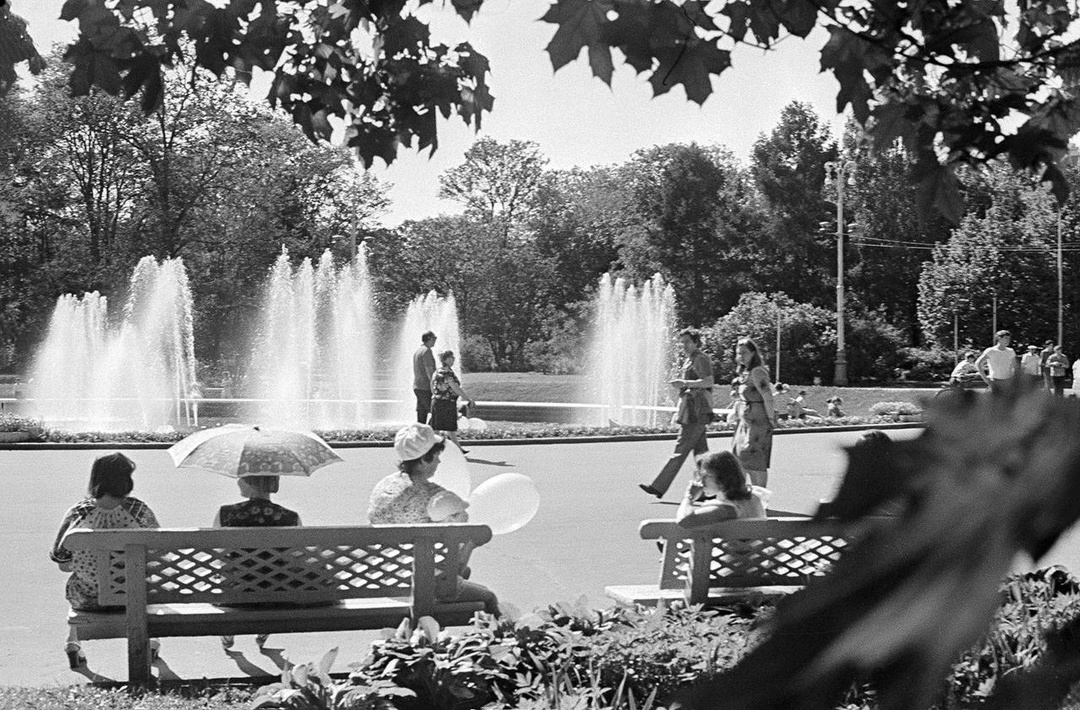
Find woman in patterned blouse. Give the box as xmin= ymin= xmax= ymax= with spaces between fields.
xmin=367 ymin=423 xmax=499 ymax=615
xmin=215 ymin=475 xmax=301 ymax=650
xmin=51 ymin=452 xmax=160 ymax=669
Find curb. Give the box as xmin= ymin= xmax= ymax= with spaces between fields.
xmin=0 ymin=422 xmax=926 ymax=451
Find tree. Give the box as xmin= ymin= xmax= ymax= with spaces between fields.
xmin=842 ymin=122 xmax=952 ymax=344
xmin=530 ymin=166 xmax=628 ymax=308
xmin=438 ymin=137 xmax=548 ymax=230
xmin=918 ymin=167 xmax=1060 ymax=348
xmin=58 ymin=1 xmax=1080 ymax=220
xmin=704 ymin=292 xmax=835 ymax=386
xmin=366 ymin=215 xmax=556 ymax=370
xmin=618 ymin=142 xmax=762 ymax=326
xmin=750 ymin=101 xmax=837 ymax=306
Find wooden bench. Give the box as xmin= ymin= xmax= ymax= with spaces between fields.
xmin=606 ymin=517 xmax=858 ymax=607
xmin=63 ymin=524 xmax=492 ymax=683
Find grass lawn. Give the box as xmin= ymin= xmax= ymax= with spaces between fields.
xmin=463 ymin=372 xmax=936 ymax=419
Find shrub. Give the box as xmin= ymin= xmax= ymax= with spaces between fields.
xmin=897 ymin=345 xmax=958 ymax=382
xmin=704 ymin=292 xmax=834 ymax=386
xmin=868 ymin=401 xmax=922 ymax=416
xmin=348 ymin=602 xmax=762 ymax=709
xmin=844 ymin=310 xmax=907 ymax=383
xmin=0 ymin=412 xmax=46 ymax=439
xmin=460 ymin=336 xmax=495 ymax=373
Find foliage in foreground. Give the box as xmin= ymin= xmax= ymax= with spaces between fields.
xmin=246 ymin=570 xmax=1080 ymax=710
xmin=0 ymin=684 xmax=251 ymax=710
xmin=682 ymin=387 xmax=1080 ymax=710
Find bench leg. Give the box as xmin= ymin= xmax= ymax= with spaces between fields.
xmin=128 ymin=630 xmax=152 ymax=684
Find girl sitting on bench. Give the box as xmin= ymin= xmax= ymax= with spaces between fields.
xmin=51 ymin=452 xmax=161 ymax=670
xmin=676 ymin=451 xmax=767 ymax=529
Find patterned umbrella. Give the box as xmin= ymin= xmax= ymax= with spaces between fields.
xmin=167 ymin=425 xmax=343 ymax=478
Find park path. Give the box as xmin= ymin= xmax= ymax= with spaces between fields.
xmin=16 ymin=427 xmax=1075 ymax=687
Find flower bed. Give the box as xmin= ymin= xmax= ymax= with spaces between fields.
xmin=26 ymin=414 xmax=921 ymax=445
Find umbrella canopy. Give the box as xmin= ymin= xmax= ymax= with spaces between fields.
xmin=167 ymin=425 xmax=343 ymax=478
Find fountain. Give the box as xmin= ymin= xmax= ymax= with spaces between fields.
xmin=392 ymin=290 xmax=461 ymax=422
xmin=28 ymin=256 xmax=197 ymax=431
xmin=582 ymin=273 xmax=677 ymax=426
xmin=246 ymin=247 xmax=377 ymax=428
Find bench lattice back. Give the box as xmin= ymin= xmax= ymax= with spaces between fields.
xmin=648 ymin=519 xmax=852 ymax=590
xmin=65 ymin=526 xmax=489 ymax=607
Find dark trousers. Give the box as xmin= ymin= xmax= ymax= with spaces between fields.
xmin=648 ymin=421 xmax=709 ymax=496
xmin=1053 ymin=376 xmax=1066 ymax=396
xmin=414 ymin=389 xmax=432 ymax=423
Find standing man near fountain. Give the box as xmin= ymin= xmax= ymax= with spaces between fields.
xmin=413 ymin=331 xmax=438 ymax=423
xmin=640 ymin=328 xmax=714 ymax=498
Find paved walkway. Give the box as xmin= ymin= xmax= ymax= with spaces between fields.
xmin=16 ymin=427 xmax=1077 ymax=687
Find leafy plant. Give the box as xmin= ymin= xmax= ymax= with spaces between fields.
xmin=868 ymin=401 xmax=922 ymax=417
xmin=0 ymin=412 xmax=45 ymax=438
xmin=250 ymin=648 xmax=408 ymax=710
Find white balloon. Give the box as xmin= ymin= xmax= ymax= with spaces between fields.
xmin=468 ymin=473 xmax=540 ymax=535
xmin=457 ymin=416 xmax=472 ymax=431
xmin=468 ymin=417 xmax=488 ymax=431
xmin=430 ymin=440 xmax=471 ymax=500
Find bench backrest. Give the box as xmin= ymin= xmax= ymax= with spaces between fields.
xmin=640 ymin=517 xmax=851 ymax=592
xmin=63 ymin=524 xmax=492 ymax=607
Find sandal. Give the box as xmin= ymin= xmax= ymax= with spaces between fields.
xmin=64 ymin=642 xmax=86 ymax=670
xmin=256 ymin=634 xmax=269 ymax=647
xmin=221 ymin=635 xmax=235 ymax=650
xmin=150 ymin=639 xmax=161 ymax=662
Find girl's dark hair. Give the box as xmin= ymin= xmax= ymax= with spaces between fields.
xmin=696 ymin=451 xmax=752 ymax=501
xmin=398 ymin=440 xmax=448 ymax=476
xmin=88 ymin=452 xmax=136 ymax=498
xmin=438 ymin=350 xmax=455 ymax=365
xmin=241 ymin=475 xmax=280 ymax=495
xmin=736 ymin=337 xmax=765 ymax=375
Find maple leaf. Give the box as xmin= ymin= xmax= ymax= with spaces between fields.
xmin=649 ymin=39 xmax=730 ymax=104
xmin=541 ymin=0 xmax=615 ymax=84
xmin=914 ymin=157 xmax=965 ymax=225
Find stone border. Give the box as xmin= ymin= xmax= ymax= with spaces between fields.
xmin=0 ymin=422 xmax=926 ymax=451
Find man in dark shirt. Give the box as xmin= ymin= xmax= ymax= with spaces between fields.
xmin=413 ymin=331 xmax=437 ymax=423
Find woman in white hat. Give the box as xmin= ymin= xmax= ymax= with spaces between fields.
xmin=367 ymin=423 xmax=499 ymax=615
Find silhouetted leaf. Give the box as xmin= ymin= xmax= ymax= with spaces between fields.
xmin=914 ymin=159 xmax=964 ymax=225
xmin=649 ymin=41 xmax=729 ymax=104
xmin=542 ymin=0 xmax=614 ymax=83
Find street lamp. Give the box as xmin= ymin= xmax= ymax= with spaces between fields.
xmin=824 ymin=160 xmax=853 ymax=387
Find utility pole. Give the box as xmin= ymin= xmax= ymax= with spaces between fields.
xmin=1059 ymin=208 xmax=1064 ymax=345
xmin=825 ymin=161 xmax=849 ymax=386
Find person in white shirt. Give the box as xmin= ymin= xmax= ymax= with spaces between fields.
xmin=974 ymin=330 xmax=1017 ymax=393
xmin=1019 ymin=344 xmax=1043 ymax=389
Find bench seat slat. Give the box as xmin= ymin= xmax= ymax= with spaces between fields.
xmin=69 ymin=598 xmax=484 ymax=640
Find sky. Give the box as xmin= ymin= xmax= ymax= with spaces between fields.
xmin=14 ymin=0 xmax=845 ymax=227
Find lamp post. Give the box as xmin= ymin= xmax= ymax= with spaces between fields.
xmin=1058 ymin=208 xmax=1064 ymax=345
xmin=824 ymin=160 xmax=851 ymax=386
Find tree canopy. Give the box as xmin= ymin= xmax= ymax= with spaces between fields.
xmin=2 ymin=1 xmax=1065 ymax=221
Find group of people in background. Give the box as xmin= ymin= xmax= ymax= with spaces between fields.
xmin=952 ymin=330 xmax=1072 ymax=396
xmin=51 ymin=421 xmax=500 ymax=670
xmin=413 ymin=331 xmax=475 ymax=451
